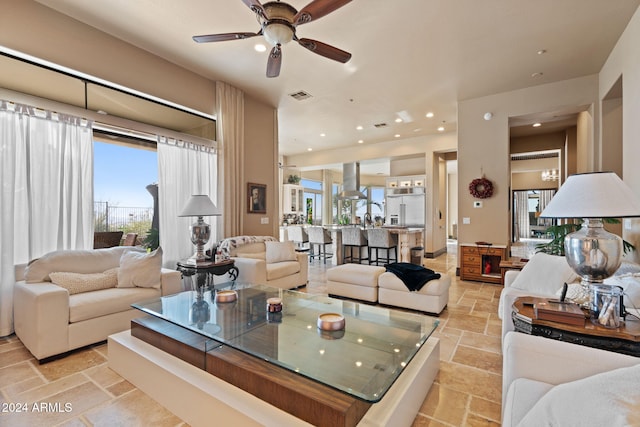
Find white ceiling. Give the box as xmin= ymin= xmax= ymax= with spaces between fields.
xmin=33 ymin=0 xmax=640 ymax=158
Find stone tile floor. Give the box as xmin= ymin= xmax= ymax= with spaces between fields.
xmin=0 ymin=250 xmax=503 ymax=426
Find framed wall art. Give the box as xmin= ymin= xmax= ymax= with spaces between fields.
xmin=248 ymin=183 xmax=267 ymax=214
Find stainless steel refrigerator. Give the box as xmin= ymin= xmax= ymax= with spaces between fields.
xmin=385 ymin=187 xmax=425 ymax=227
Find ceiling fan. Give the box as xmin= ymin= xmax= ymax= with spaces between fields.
xmin=278 ymin=162 xmax=297 ymax=169
xmin=193 ymin=0 xmax=353 ymax=78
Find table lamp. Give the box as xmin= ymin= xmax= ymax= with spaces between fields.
xmin=178 ymin=195 xmax=221 ymax=262
xmin=539 ymin=172 xmax=640 ymax=291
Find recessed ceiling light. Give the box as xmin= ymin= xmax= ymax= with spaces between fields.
xmin=97 ymin=110 xmax=108 ymax=115
xmin=307 ymin=148 xmax=313 ymax=151
xmin=531 ymin=72 xmax=544 ymax=78
xmin=356 ymin=125 xmax=363 ymax=130
xmin=254 ymin=44 xmax=267 ymax=52
xmin=532 ymin=122 xmax=542 ymax=127
xmin=394 ymin=134 xmax=401 ymax=138
xmin=320 ymin=133 xmax=326 ymax=137
xmin=426 ymin=112 xmax=434 ymax=118
xmin=395 ymin=118 xmax=403 ymax=123
xmin=437 ymin=126 xmax=445 ymax=132
xmin=358 ymin=139 xmax=363 ymax=144
xmin=537 ymin=49 xmax=547 ymax=55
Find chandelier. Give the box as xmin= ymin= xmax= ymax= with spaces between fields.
xmin=541 ymin=169 xmax=560 ymax=181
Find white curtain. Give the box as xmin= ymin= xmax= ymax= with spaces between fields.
xmin=537 ymin=189 xmax=555 ymax=227
xmin=157 ymin=137 xmax=218 ymax=269
xmin=216 ymin=82 xmax=244 ymax=237
xmin=0 ymin=101 xmax=93 ymax=337
xmin=514 ymin=191 xmax=530 ymax=242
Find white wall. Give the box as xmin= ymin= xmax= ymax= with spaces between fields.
xmin=599 ymin=6 xmax=640 ymax=261
xmin=457 ymin=75 xmax=599 ymax=247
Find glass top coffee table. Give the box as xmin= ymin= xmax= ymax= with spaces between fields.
xmin=132 ymin=283 xmax=439 ymax=403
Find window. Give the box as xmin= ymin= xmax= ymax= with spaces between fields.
xmin=301 ymin=179 xmax=323 ymax=224
xmin=370 ymin=186 xmax=385 ymax=221
xmin=332 ymin=183 xmax=340 ymax=223
xmin=93 ymin=138 xmax=157 ymax=241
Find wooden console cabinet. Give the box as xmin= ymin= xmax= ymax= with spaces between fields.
xmin=460 ymin=243 xmax=508 ymax=284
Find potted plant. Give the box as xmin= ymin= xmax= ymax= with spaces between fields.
xmin=143 ymin=228 xmax=160 ymax=251
xmin=536 ymin=219 xmax=635 ymax=256
xmin=287 ymin=174 xmax=301 ymax=184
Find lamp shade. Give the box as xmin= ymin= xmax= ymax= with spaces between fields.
xmin=540 ymin=172 xmax=640 ymax=219
xmin=178 ymin=195 xmax=220 ymax=217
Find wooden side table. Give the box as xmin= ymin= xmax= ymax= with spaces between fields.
xmin=512 ymin=296 xmax=640 ymax=357
xmin=176 ymin=259 xmax=239 ymax=292
xmin=499 ymin=258 xmax=527 ymax=285
xmin=459 ymin=243 xmax=507 ymax=284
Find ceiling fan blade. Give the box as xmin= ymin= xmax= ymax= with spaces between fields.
xmin=294 ymin=0 xmax=352 ymax=25
xmin=297 ymin=38 xmax=351 ymax=63
xmin=193 ymin=31 xmax=261 ymax=43
xmin=266 ymin=45 xmax=282 ymax=78
xmin=241 ymin=0 xmax=266 ymax=18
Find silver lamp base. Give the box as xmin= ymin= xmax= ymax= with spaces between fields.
xmin=188 ymin=216 xmax=211 ymax=262
xmin=564 ymin=218 xmax=623 ymax=306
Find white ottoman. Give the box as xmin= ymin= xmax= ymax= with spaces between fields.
xmin=378 ymin=271 xmax=451 ymax=314
xmin=326 ymin=264 xmax=386 ymax=302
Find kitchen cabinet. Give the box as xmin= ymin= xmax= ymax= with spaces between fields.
xmin=460 ymin=243 xmax=507 ymax=284
xmin=284 ymin=184 xmax=304 ymax=214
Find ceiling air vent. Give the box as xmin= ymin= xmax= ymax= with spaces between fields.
xmin=289 ymin=90 xmax=313 ymax=101
xmin=374 ymin=122 xmax=388 ymax=128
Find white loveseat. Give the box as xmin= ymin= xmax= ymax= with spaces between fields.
xmin=14 ymin=246 xmax=181 ymax=361
xmin=218 ymin=236 xmax=308 ymax=289
xmin=502 ymin=331 xmax=640 ymax=426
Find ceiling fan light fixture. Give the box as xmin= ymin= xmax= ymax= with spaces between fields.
xmin=193 ymin=0 xmax=353 ymax=77
xmin=263 ymin=21 xmax=294 ymax=46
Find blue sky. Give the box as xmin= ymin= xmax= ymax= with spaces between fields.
xmin=94 ymin=141 xmax=157 ymax=208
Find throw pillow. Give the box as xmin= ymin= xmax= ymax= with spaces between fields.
xmin=511 ymin=252 xmax=578 ymax=295
xmin=517 ymin=364 xmax=640 ymax=427
xmin=49 ymin=268 xmax=119 ymax=295
xmin=117 ymin=247 xmax=163 ymax=288
xmin=265 ymin=241 xmax=297 ymax=264
xmin=24 ymin=246 xmax=142 ymax=283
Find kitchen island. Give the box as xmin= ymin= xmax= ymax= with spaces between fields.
xmin=280 ymin=225 xmax=424 ymax=265
xmin=384 ymin=226 xmax=424 ymax=264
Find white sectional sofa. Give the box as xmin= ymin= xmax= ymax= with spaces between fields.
xmin=14 ymin=246 xmax=181 ymax=361
xmin=218 ymin=236 xmax=308 ymax=289
xmin=502 ymin=331 xmax=640 ymax=426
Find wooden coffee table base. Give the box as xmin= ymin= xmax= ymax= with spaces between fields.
xmin=108 ymin=318 xmax=439 ymax=427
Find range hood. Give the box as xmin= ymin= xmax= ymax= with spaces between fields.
xmin=338 ymin=162 xmax=367 ymax=200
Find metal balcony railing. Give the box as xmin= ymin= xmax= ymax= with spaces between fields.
xmin=94 ymin=201 xmax=153 ymax=241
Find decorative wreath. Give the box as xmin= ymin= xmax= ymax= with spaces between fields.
xmin=468 ymin=177 xmax=494 ymax=199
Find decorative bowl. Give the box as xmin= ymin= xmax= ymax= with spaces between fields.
xmin=317 ymin=313 xmax=345 ymax=331
xmin=215 ymin=289 xmax=237 ymax=303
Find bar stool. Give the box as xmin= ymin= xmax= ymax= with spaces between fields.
xmin=367 ymin=228 xmax=398 ymax=266
xmin=342 ymin=227 xmax=368 ymax=264
xmin=307 ymin=226 xmax=333 ymax=264
xmin=287 ymin=226 xmax=309 ymax=251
